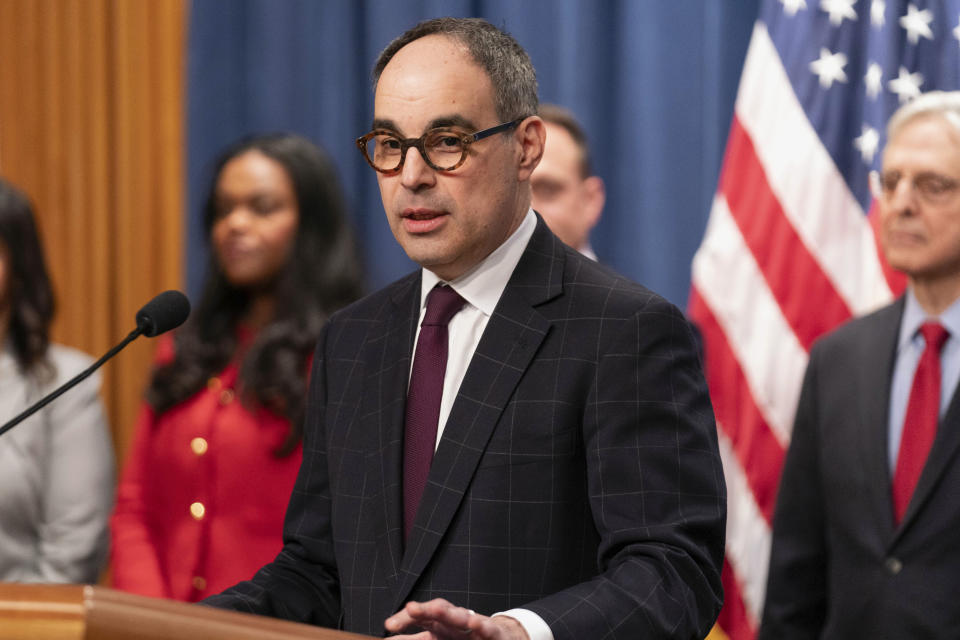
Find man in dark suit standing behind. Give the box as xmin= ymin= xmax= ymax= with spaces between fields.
xmin=760 ymin=91 xmax=960 ymax=639
xmin=207 ymin=17 xmax=725 ymax=640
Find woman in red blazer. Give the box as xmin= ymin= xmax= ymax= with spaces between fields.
xmin=110 ymin=134 xmax=363 ymax=601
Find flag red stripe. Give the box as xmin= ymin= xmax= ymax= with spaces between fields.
xmin=717 ymin=558 xmax=757 ymax=639
xmin=720 ymin=116 xmax=853 ymax=350
xmin=689 ymin=287 xmax=785 ymax=522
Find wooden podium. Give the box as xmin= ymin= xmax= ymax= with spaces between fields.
xmin=0 ymin=584 xmax=375 ymax=640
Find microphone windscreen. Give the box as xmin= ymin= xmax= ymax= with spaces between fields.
xmin=135 ymin=290 xmax=191 ymax=337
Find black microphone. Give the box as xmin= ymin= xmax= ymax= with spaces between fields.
xmin=136 ymin=289 xmax=192 ymax=337
xmin=0 ymin=290 xmax=191 ymax=438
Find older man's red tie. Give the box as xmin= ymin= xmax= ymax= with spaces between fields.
xmin=892 ymin=321 xmax=950 ymax=524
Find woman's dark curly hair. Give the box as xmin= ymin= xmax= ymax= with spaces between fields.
xmin=146 ymin=134 xmax=364 ymax=455
xmin=0 ymin=178 xmax=56 ymax=381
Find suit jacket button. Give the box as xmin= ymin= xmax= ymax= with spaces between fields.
xmin=885 ymin=557 xmax=903 ymax=575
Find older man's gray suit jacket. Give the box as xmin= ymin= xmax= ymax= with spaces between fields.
xmin=761 ymin=297 xmax=960 ymax=639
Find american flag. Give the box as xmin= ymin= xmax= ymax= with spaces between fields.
xmin=689 ymin=1 xmax=960 ymax=637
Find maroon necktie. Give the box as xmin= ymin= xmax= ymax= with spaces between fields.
xmin=892 ymin=321 xmax=950 ymax=524
xmin=403 ymin=284 xmax=465 ymax=541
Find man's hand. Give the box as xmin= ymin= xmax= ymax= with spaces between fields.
xmin=384 ymin=598 xmax=530 ymax=640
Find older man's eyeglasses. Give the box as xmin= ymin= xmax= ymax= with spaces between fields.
xmin=869 ymin=169 xmax=960 ymax=205
xmin=356 ymin=118 xmax=526 ymax=173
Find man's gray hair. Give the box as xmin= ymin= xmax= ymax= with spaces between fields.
xmin=887 ymin=91 xmax=960 ymax=140
xmin=372 ymin=17 xmax=539 ymax=123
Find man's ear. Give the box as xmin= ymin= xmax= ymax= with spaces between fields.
xmin=583 ymin=175 xmax=605 ymax=229
xmin=516 ymin=116 xmax=546 ymax=182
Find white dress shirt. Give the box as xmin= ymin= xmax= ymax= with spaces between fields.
xmin=412 ymin=208 xmax=554 ymax=640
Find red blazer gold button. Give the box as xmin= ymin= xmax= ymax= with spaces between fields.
xmin=190 ymin=437 xmax=208 ymax=456
xmin=189 ymin=502 xmax=206 ymax=520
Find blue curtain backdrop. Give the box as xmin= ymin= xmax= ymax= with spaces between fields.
xmin=187 ymin=0 xmax=760 ymax=307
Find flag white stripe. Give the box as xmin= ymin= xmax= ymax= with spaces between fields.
xmin=719 ymin=427 xmax=771 ymax=628
xmin=692 ymin=195 xmax=808 ymax=446
xmin=736 ymin=23 xmax=894 ymax=316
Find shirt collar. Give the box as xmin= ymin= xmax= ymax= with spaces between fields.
xmin=898 ymin=287 xmax=960 ymax=350
xmin=420 ymin=208 xmax=537 ymax=316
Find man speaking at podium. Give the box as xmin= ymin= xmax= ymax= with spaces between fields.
xmin=207 ymin=17 xmax=725 ymax=640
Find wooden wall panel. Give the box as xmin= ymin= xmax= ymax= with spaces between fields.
xmin=0 ymin=0 xmax=186 ymax=465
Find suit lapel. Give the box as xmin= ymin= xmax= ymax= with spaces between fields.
xmin=857 ymin=298 xmax=903 ymax=542
xmin=361 ymin=272 xmax=421 ymax=591
xmin=392 ymin=219 xmax=564 ymax=609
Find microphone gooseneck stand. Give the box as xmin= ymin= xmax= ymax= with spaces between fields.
xmin=0 ymin=327 xmax=143 ymax=438
xmin=0 ymin=289 xmax=191 ymax=438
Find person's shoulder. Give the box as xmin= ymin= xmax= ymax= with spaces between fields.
xmin=806 ymin=297 xmax=903 ymax=369
xmin=816 ymin=297 xmax=902 ymax=348
xmin=562 ymin=248 xmax=679 ymax=319
xmin=44 ymin=343 xmax=103 ymax=393
xmin=46 ymin=343 xmax=95 ymax=377
xmin=327 ymin=270 xmax=420 ymax=325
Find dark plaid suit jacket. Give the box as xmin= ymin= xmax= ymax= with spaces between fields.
xmin=207 ymin=219 xmax=726 ymax=639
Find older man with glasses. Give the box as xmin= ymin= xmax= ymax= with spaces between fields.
xmin=760 ymin=90 xmax=960 ymax=639
xmin=207 ymin=17 xmax=725 ymax=640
